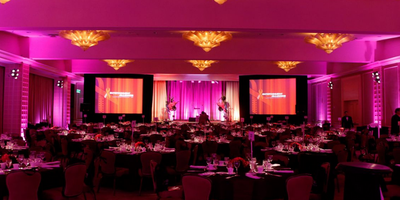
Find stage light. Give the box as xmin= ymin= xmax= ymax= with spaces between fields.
xmin=180 ymin=81 xmax=183 ymax=83
xmin=372 ymin=71 xmax=381 ymax=83
xmin=328 ymin=81 xmax=333 ymax=90
xmin=11 ymin=69 xmax=19 ymax=79
xmin=191 ymin=80 xmax=194 ymax=83
xmin=211 ymin=81 xmax=215 ymax=84
xmin=198 ymin=81 xmax=201 ymax=83
xmin=57 ymin=80 xmax=64 ymax=88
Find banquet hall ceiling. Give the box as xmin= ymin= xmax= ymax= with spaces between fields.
xmin=1 ymin=0 xmax=400 ymax=80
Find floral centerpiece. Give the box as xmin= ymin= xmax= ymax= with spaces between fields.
xmin=229 ymin=157 xmax=250 ymax=175
xmin=217 ymin=96 xmax=230 ymax=121
xmin=135 ymin=142 xmax=145 ymax=149
xmin=1 ymin=154 xmax=10 ymax=162
xmin=290 ymin=142 xmax=303 ymax=152
xmin=94 ymin=134 xmax=103 ymax=140
xmin=229 ymin=157 xmax=249 ymax=167
xmin=166 ymin=97 xmax=178 ymax=113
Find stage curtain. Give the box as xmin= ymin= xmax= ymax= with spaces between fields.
xmin=226 ymin=81 xmax=240 ymax=121
xmin=167 ymin=81 xmax=223 ymax=120
xmin=0 ymin=67 xmax=4 ymax=132
xmin=152 ymin=81 xmax=167 ymax=121
xmin=28 ymin=74 xmax=54 ymax=125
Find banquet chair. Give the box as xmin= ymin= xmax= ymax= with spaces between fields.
xmin=42 ymin=163 xmax=91 ymax=200
xmin=335 ymin=150 xmax=348 ymax=192
xmin=202 ymin=141 xmax=218 ymax=157
xmin=175 ymin=150 xmax=191 ymax=173
xmin=393 ymin=148 xmax=400 ymax=164
xmin=376 ymin=141 xmax=388 ymax=165
xmin=192 ymin=145 xmax=199 ymax=165
xmin=310 ymin=162 xmax=330 ymax=200
xmin=229 ymin=140 xmax=242 ymax=158
xmin=232 ymin=177 xmax=254 ymax=200
xmin=6 ymin=171 xmax=41 ymax=200
xmin=326 ymin=140 xmax=341 ymax=149
xmin=272 ymin=154 xmax=290 ymax=166
xmin=139 ymin=152 xmax=163 ymax=195
xmin=150 ymin=134 xmax=163 ymax=144
xmin=96 ymin=150 xmax=129 ymax=195
xmin=150 ymin=160 xmax=183 ymax=200
xmin=332 ymin=144 xmax=346 ymax=155
xmin=286 ymin=174 xmax=313 ymax=200
xmin=182 ymin=175 xmax=212 ymax=200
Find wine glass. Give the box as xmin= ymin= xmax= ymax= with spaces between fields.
xmin=233 ymin=160 xmax=240 ymax=174
xmin=206 ymin=157 xmax=212 ymax=166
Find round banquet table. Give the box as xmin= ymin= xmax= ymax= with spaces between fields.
xmin=186 ymin=167 xmax=293 ymax=200
xmin=336 ymin=162 xmax=392 ymax=200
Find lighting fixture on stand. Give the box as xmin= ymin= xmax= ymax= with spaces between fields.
xmin=188 ymin=60 xmax=217 ymax=71
xmin=183 ymin=31 xmax=232 ymax=52
xmin=57 ymin=80 xmax=64 ymax=88
xmin=276 ymin=61 xmax=301 ymax=72
xmin=103 ymin=59 xmax=133 ymax=70
xmin=59 ymin=30 xmax=110 ymax=51
xmin=328 ymin=81 xmax=334 ymax=89
xmin=304 ymin=33 xmax=355 ymax=54
xmin=10 ymin=69 xmax=19 ymax=79
xmin=372 ymin=71 xmax=381 ymax=83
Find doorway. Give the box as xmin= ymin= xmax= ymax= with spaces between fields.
xmin=343 ymin=100 xmax=360 ymax=127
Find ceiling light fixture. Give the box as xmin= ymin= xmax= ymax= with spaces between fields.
xmin=183 ymin=31 xmax=232 ymax=52
xmin=59 ymin=30 xmax=110 ymax=51
xmin=0 ymin=0 xmax=10 ymax=4
xmin=188 ymin=60 xmax=217 ymax=71
xmin=214 ymin=0 xmax=228 ymax=4
xmin=276 ymin=61 xmax=301 ymax=72
xmin=103 ymin=59 xmax=133 ymax=70
xmin=304 ymin=33 xmax=355 ymax=54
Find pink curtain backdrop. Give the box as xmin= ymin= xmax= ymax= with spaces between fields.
xmin=0 ymin=67 xmax=4 ymax=132
xmin=226 ymin=81 xmax=240 ymax=121
xmin=28 ymin=74 xmax=54 ymax=125
xmin=167 ymin=81 xmax=224 ymax=120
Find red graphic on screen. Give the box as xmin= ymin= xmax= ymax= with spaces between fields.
xmin=249 ymin=79 xmax=296 ymax=115
xmin=95 ymin=78 xmax=143 ymax=114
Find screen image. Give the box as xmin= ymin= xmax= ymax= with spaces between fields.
xmin=249 ymin=78 xmax=296 ymax=115
xmin=95 ymin=77 xmax=143 ymax=114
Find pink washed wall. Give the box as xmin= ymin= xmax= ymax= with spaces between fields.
xmin=383 ymin=65 xmax=400 ymax=126
xmin=29 ymin=37 xmax=374 ymax=63
xmin=1 ymin=0 xmax=400 ymax=34
xmin=0 ymin=32 xmax=29 ymax=58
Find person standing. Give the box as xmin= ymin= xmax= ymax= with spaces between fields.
xmin=341 ymin=111 xmax=354 ymax=129
xmin=391 ymin=108 xmax=400 ymax=135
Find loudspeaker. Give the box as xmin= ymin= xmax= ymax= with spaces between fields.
xmin=189 ymin=117 xmax=196 ymax=122
xmin=80 ymin=103 xmax=91 ymax=112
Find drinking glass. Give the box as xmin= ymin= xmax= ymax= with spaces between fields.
xmin=206 ymin=157 xmax=212 ymax=165
xmin=234 ymin=160 xmax=240 ymax=174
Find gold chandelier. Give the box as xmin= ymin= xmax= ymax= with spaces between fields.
xmin=183 ymin=31 xmax=232 ymax=52
xmin=276 ymin=61 xmax=301 ymax=72
xmin=59 ymin=30 xmax=110 ymax=51
xmin=305 ymin=33 xmax=355 ymax=54
xmin=214 ymin=0 xmax=228 ymax=4
xmin=0 ymin=0 xmax=10 ymax=4
xmin=104 ymin=59 xmax=133 ymax=70
xmin=188 ymin=60 xmax=217 ymax=71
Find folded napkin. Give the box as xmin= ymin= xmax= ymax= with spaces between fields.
xmin=273 ymin=170 xmax=294 ymax=173
xmin=199 ymin=172 xmax=215 ymax=176
xmin=45 ymin=161 xmax=60 ymax=165
xmin=245 ymin=173 xmax=261 ymax=179
xmin=190 ymin=165 xmax=207 ymax=169
xmin=320 ymin=149 xmax=333 ymax=153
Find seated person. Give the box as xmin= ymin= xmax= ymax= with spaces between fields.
xmin=199 ymin=111 xmax=211 ymax=125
